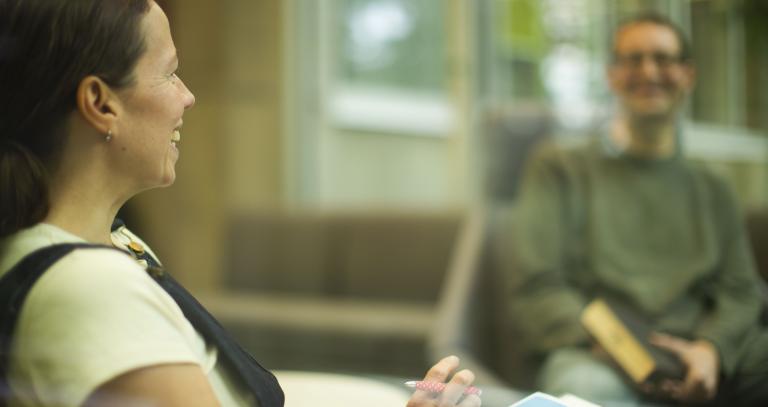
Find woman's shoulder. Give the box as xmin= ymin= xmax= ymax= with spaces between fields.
xmin=50 ymin=244 xmax=148 ymax=276
xmin=26 ymin=246 xmax=176 ymax=317
xmin=0 ymin=222 xmax=174 ymax=320
xmin=10 ymin=247 xmax=203 ymax=407
xmin=0 ymin=223 xmax=83 ymax=275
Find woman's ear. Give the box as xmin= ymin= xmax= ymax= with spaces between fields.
xmin=75 ymin=75 xmax=120 ymax=134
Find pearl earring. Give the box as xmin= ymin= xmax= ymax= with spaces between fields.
xmin=105 ymin=130 xmax=113 ymax=142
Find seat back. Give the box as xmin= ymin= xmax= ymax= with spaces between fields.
xmin=428 ymin=207 xmax=541 ymax=389
xmin=219 ymin=210 xmax=463 ymax=376
xmin=226 ymin=210 xmax=461 ymax=302
xmin=428 ymin=107 xmax=555 ymax=389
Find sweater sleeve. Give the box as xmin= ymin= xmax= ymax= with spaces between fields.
xmin=694 ymin=176 xmax=763 ymax=376
xmin=494 ymin=143 xmax=590 ymax=353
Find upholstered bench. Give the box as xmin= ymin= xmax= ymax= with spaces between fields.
xmin=199 ymin=210 xmax=463 ymax=376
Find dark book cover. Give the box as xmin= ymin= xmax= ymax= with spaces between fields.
xmin=580 ymin=298 xmax=686 ymax=385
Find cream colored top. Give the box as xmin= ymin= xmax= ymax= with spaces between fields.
xmin=0 ymin=223 xmax=255 ymax=406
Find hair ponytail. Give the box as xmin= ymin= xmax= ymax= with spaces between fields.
xmin=0 ymin=139 xmax=50 ymax=238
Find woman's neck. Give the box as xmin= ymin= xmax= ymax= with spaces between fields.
xmin=43 ymin=160 xmax=130 ymax=245
xmin=44 ymin=191 xmax=123 ymax=245
xmin=43 ymin=121 xmax=135 ymax=245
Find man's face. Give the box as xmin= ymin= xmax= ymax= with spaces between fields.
xmin=608 ymin=22 xmax=695 ymax=122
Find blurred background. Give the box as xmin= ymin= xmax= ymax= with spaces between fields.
xmin=126 ymin=0 xmax=768 ymax=387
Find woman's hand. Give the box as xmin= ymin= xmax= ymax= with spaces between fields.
xmin=649 ymin=333 xmax=720 ymax=403
xmin=406 ymin=356 xmax=481 ymax=407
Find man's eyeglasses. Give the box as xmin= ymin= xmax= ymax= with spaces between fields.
xmin=613 ymin=52 xmax=687 ymax=69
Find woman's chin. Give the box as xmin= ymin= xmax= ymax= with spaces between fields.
xmin=161 ymin=150 xmax=179 ymax=186
xmin=160 ymin=171 xmax=177 ymax=187
xmin=147 ymin=167 xmax=177 ymax=190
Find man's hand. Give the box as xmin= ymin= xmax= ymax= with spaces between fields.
xmin=648 ymin=333 xmax=720 ymax=403
xmin=406 ymin=356 xmax=481 ymax=407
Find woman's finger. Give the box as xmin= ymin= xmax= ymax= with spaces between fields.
xmin=423 ymin=355 xmax=460 ymax=383
xmin=457 ymin=394 xmax=482 ymax=407
xmin=438 ymin=369 xmax=475 ymax=407
xmin=408 ymin=356 xmax=461 ymax=405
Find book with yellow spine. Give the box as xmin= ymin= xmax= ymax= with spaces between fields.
xmin=580 ymin=298 xmax=685 ymax=385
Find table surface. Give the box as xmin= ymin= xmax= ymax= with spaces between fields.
xmin=274 ymin=370 xmax=410 ymax=406
xmin=273 ymin=370 xmax=528 ymax=407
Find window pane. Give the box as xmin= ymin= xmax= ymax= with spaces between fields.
xmin=333 ymin=0 xmax=447 ymax=92
xmin=486 ymin=0 xmax=611 ymax=130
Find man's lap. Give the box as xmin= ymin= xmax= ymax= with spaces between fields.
xmin=537 ymin=346 xmax=644 ymax=406
xmin=537 ymin=329 xmax=768 ymax=407
xmin=716 ymin=327 xmax=768 ymax=406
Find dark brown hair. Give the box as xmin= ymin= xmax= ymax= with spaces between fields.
xmin=0 ymin=0 xmax=151 ymax=237
xmin=611 ymin=12 xmax=693 ymax=64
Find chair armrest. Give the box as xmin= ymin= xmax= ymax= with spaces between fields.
xmin=428 ymin=209 xmax=510 ymax=386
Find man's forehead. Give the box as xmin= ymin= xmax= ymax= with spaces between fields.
xmin=615 ymin=23 xmax=681 ymax=53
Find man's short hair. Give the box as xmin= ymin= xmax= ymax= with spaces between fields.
xmin=610 ymin=12 xmax=692 ymax=63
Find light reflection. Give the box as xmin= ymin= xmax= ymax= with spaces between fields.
xmin=541 ymin=44 xmax=597 ymax=129
xmin=346 ymin=0 xmax=415 ymax=70
xmin=540 ymin=0 xmax=590 ymax=40
xmin=538 ymin=0 xmax=601 ymax=130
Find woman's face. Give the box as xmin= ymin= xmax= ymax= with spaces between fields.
xmin=112 ymin=1 xmax=195 ymax=191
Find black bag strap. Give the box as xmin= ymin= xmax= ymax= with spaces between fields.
xmin=133 ymin=252 xmax=285 ymax=407
xmin=0 ymin=240 xmax=283 ymax=406
xmin=0 ymin=243 xmax=92 ymax=405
